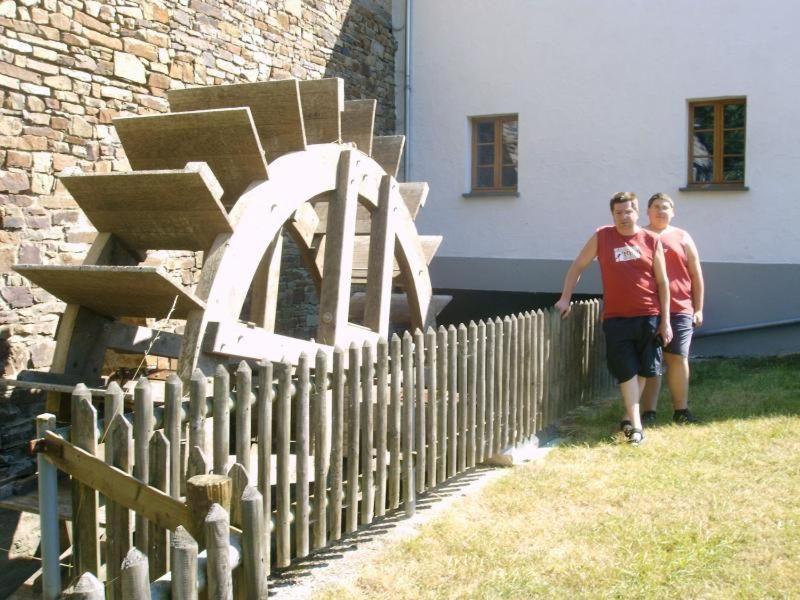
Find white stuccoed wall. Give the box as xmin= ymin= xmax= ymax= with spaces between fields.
xmin=407 ymin=0 xmax=800 ymax=266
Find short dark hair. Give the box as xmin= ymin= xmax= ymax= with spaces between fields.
xmin=647 ymin=192 xmax=674 ymax=209
xmin=609 ymin=192 xmax=638 ymax=212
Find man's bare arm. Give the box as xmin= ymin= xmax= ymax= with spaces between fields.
xmin=555 ymin=233 xmax=598 ymax=317
xmin=652 ymin=240 xmax=673 ymax=345
xmin=685 ymin=234 xmax=705 ymax=327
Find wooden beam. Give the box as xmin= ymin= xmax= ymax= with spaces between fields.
xmin=313 ymin=201 xmax=372 ymax=235
xmin=363 ymin=176 xmax=396 ymax=335
xmin=372 ymin=135 xmax=405 ymax=178
xmin=38 ymin=431 xmax=196 ymax=537
xmin=168 ymin=79 xmax=306 ymax=161
xmin=61 ymin=163 xmax=231 ymax=252
xmin=398 ymin=182 xmax=429 ymax=220
xmin=349 ymin=292 xmax=453 ymax=325
xmin=248 ymin=229 xmax=283 ymax=332
xmin=341 ymin=99 xmax=376 ymax=155
xmin=103 ymin=321 xmax=183 ymax=358
xmin=16 ymin=265 xmax=206 ymax=319
xmin=114 ymin=107 xmax=268 ymax=207
xmin=298 ymin=78 xmax=343 ymax=145
xmin=291 ymin=203 xmax=319 ymax=248
xmin=316 ymin=150 xmax=358 ymax=346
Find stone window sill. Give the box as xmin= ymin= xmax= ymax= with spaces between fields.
xmin=462 ymin=190 xmax=520 ymax=198
xmin=678 ymin=184 xmax=749 ymax=192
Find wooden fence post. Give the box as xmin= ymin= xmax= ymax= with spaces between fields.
xmin=375 ymin=338 xmax=389 ymax=517
xmin=213 ymin=364 xmax=230 ymax=476
xmin=275 ymin=360 xmax=292 ymax=566
xmin=205 ymin=504 xmax=233 ymax=600
xmin=235 ymin=361 xmax=253 ymax=472
xmin=476 ymin=320 xmax=487 ymax=462
xmin=256 ymin=360 xmax=273 ymax=568
xmin=493 ymin=317 xmax=503 ymax=455
xmin=71 ymin=384 xmax=99 ymax=577
xmin=436 ymin=325 xmax=447 ymax=483
xmin=425 ymin=327 xmax=437 ymax=489
xmin=121 ymin=548 xmax=150 ymax=600
xmin=361 ymin=341 xmax=375 ymax=523
xmin=330 ymin=346 xmax=345 ymax=539
xmin=148 ymin=431 xmax=170 ymax=579
xmin=467 ymin=320 xmax=478 ymax=468
xmin=170 ymin=526 xmax=198 ymax=600
xmin=388 ymin=335 xmax=402 ymax=510
xmin=508 ymin=315 xmax=518 ymax=446
xmin=485 ymin=318 xmax=495 ymax=458
xmin=457 ymin=323 xmax=468 ymax=472
xmin=164 ymin=374 xmax=182 ymax=500
xmin=312 ymin=349 xmax=329 ymax=549
xmin=63 ymin=572 xmax=105 ymax=600
xmin=295 ymin=353 xmax=310 ymax=557
xmin=240 ymin=486 xmax=268 ymax=600
xmin=133 ymin=377 xmax=153 ymax=554
xmin=401 ymin=331 xmax=415 ymax=516
xmin=447 ymin=325 xmax=457 ymax=477
xmin=228 ymin=462 xmax=250 ymax=529
xmin=189 ymin=369 xmax=207 ymax=465
xmin=346 ymin=343 xmax=361 ymax=533
xmin=413 ymin=329 xmax=426 ymax=494
xmin=36 ymin=413 xmax=60 ymax=600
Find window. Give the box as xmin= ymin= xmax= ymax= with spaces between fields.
xmin=687 ymin=98 xmax=746 ymax=188
xmin=470 ymin=115 xmax=518 ymax=193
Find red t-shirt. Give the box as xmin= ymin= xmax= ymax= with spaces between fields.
xmin=656 ymin=227 xmax=694 ymax=315
xmin=596 ymin=225 xmax=660 ymax=319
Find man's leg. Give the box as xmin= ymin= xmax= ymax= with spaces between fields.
xmin=641 ymin=375 xmax=661 ymax=412
xmin=620 ymin=376 xmax=643 ymax=430
xmin=664 ymin=351 xmax=689 ymax=410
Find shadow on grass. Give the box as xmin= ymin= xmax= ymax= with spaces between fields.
xmin=557 ymin=354 xmax=800 ymax=448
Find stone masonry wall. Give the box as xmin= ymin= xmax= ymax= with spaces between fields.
xmin=0 ymin=0 xmax=396 ymax=490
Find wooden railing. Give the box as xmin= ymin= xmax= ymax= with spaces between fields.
xmin=34 ymin=300 xmax=612 ymax=599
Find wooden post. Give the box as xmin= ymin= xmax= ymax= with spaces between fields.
xmin=330 ymin=347 xmax=345 ymax=540
xmin=189 ymin=369 xmax=207 ymax=463
xmin=401 ymin=331 xmax=415 ymax=516
xmin=205 ymin=504 xmax=233 ymax=600
xmin=446 ymin=326 xmax=457 ymax=477
xmin=493 ymin=317 xmax=503 ymax=455
xmin=187 ymin=445 xmax=209 ymax=481
xmin=213 ymin=364 xmax=230 ymax=476
xmin=240 ymin=486 xmax=268 ymax=600
xmin=170 ymin=526 xmax=198 ymax=600
xmin=133 ymin=377 xmax=153 ymax=553
xmin=71 ymin=384 xmax=99 ymax=577
xmin=106 ymin=414 xmax=132 ymax=600
xmin=104 ymin=381 xmax=124 ymax=443
xmin=295 ymin=353 xmax=310 ymax=557
xmin=185 ymin=474 xmax=232 ymax=548
xmin=255 ymin=361 xmax=272 ymax=568
xmin=312 ymin=349 xmax=329 ymax=549
xmin=529 ymin=312 xmax=539 ymax=436
xmin=536 ymin=309 xmax=546 ymax=430
xmin=476 ymin=320 xmax=487 ymax=463
xmin=275 ymin=361 xmax=291 ymax=566
xmin=364 ymin=175 xmax=396 ymax=334
xmin=235 ymin=361 xmax=253 ymax=472
xmin=502 ymin=317 xmax=512 ymax=447
xmin=388 ymin=334 xmax=402 ymax=510
xmin=521 ymin=313 xmax=530 ymax=441
xmin=436 ymin=325 xmax=447 ymax=483
xmin=121 ymin=548 xmax=150 ymax=600
xmin=63 ymin=572 xmax=105 ymax=600
xmin=36 ymin=414 xmax=60 ymax=600
xmin=425 ymin=327 xmax=437 ymax=488
xmin=374 ymin=337 xmax=389 ymax=517
xmin=413 ymin=329 xmax=426 ymax=493
xmin=346 ymin=343 xmax=361 ymax=533
xmin=361 ymin=342 xmax=375 ymax=524
xmin=456 ymin=324 xmax=468 ymax=472
xmin=485 ymin=319 xmax=495 ymax=459
xmin=228 ymin=462 xmax=250 ymax=529
xmin=508 ymin=315 xmax=518 ymax=446
xmin=164 ymin=375 xmax=182 ymax=500
xmin=148 ymin=431 xmax=170 ymax=579
xmin=467 ymin=321 xmax=478 ymax=467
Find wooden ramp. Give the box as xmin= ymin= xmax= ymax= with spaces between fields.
xmin=60 ymin=164 xmax=231 ymax=251
xmin=15 ymin=265 xmax=205 ymax=319
xmin=114 ymin=107 xmax=268 ymax=208
xmin=168 ymin=79 xmax=306 ymax=161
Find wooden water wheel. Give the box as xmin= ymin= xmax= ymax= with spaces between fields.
xmin=13 ymin=78 xmax=446 ymax=412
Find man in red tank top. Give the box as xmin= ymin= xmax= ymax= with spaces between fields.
xmin=555 ymin=192 xmax=672 ymax=445
xmin=641 ymin=193 xmax=705 ymax=425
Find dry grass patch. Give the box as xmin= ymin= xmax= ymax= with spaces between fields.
xmin=316 ymin=356 xmax=800 ymax=599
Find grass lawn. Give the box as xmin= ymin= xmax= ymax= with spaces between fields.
xmin=316 ymin=355 xmax=800 ymax=599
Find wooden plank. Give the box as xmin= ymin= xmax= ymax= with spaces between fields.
xmin=360 ymin=342 xmax=375 ymax=525
xmin=70 ymin=387 xmax=99 ymax=580
xmin=397 ymin=182 xmax=429 ymax=220
xmin=0 ymin=376 xmax=107 ymax=398
xmin=401 ymin=332 xmax=415 ymax=516
xmin=248 ymin=229 xmax=283 ymax=333
xmin=414 ymin=329 xmax=425 ymax=494
xmin=387 ymin=334 xmax=401 ymax=510
xmin=363 ymin=176 xmax=396 ymax=335
xmin=329 ymin=347 xmax=345 ymax=541
xmin=374 ymin=338 xmax=388 ymax=517
xmin=106 ymin=414 xmax=132 ymax=600
xmin=346 ymin=344 xmax=361 ymax=534
xmin=299 ymin=78 xmax=343 ymax=144
xmin=104 ymin=322 xmax=183 ymax=359
xmin=16 ymin=265 xmax=205 ymax=319
xmin=148 ymin=431 xmax=170 ymax=579
xmin=372 ymin=135 xmax=405 ymax=178
xmin=168 ymin=79 xmax=305 ymax=162
xmin=295 ymin=354 xmax=310 ymax=558
xmin=317 ymin=150 xmax=359 ymax=346
xmin=115 ymin=107 xmax=268 ymax=207
xmin=312 ymin=350 xmax=328 ymax=550
xmin=61 ymin=164 xmax=230 ymax=251
xmin=425 ymin=327 xmax=437 ymax=489
xmin=341 ymin=99 xmax=375 ymax=154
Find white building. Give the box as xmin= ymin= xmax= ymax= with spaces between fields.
xmin=394 ymin=0 xmax=800 ymax=355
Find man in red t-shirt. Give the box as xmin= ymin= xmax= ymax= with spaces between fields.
xmin=641 ymin=193 xmax=705 ymax=425
xmin=555 ymin=192 xmax=672 ymax=445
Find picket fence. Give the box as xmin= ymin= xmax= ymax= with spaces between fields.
xmin=35 ymin=300 xmax=613 ymax=599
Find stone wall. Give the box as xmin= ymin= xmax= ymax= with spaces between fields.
xmin=0 ymin=0 xmax=396 ymax=491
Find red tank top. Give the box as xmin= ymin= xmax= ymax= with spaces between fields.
xmin=596 ymin=226 xmax=660 ymax=319
xmin=657 ymin=227 xmax=694 ymax=314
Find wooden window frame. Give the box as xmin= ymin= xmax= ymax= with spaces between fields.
xmin=469 ymin=114 xmax=518 ymax=194
xmin=684 ymin=97 xmax=747 ymax=191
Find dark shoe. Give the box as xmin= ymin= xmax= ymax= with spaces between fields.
xmin=620 ymin=419 xmax=633 ymax=435
xmin=627 ymin=428 xmax=644 ymax=445
xmin=641 ymin=411 xmax=657 ymax=426
xmin=673 ymin=409 xmax=700 ymax=425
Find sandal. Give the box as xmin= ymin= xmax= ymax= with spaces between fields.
xmin=620 ymin=419 xmax=633 ymax=435
xmin=627 ymin=428 xmax=644 ymax=445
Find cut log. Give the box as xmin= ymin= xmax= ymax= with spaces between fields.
xmin=114 ymin=107 xmax=268 ymax=207
xmin=15 ymin=265 xmax=205 ymax=319
xmin=61 ymin=163 xmax=231 ymax=251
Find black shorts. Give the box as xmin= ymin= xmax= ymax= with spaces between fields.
xmin=665 ymin=313 xmax=694 ymax=357
xmin=602 ymin=316 xmax=663 ymax=383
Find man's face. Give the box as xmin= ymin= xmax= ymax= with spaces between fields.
xmin=611 ymin=200 xmax=639 ymax=230
xmin=647 ymin=199 xmax=674 ymax=227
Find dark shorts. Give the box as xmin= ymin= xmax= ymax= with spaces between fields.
xmin=603 ymin=315 xmax=662 ymax=383
xmin=665 ymin=313 xmax=694 ymax=357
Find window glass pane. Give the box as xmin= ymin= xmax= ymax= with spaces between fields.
xmin=501 ymin=166 xmax=517 ymax=188
xmin=477 ymin=144 xmax=494 ymax=166
xmin=501 ymin=121 xmax=518 ymax=166
xmin=693 ymin=105 xmax=714 ymax=130
xmin=693 ymin=132 xmax=714 ymax=156
xmin=476 ymin=166 xmax=494 ymax=188
xmin=724 ymin=104 xmax=745 ymax=128
xmin=476 ymin=122 xmax=494 ymax=144
xmin=723 ymin=157 xmax=745 ymax=181
xmin=692 ymin=157 xmax=713 ymax=183
xmin=723 ymin=129 xmax=745 ymax=154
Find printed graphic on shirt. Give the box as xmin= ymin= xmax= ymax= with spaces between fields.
xmin=614 ymin=245 xmax=642 ymax=262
